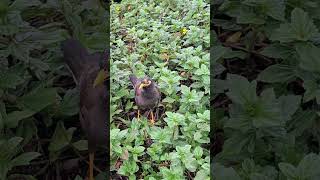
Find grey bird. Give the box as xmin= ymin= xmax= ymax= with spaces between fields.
xmin=129 ymin=75 xmax=160 ymax=124
xmin=61 ymin=39 xmax=108 ymax=180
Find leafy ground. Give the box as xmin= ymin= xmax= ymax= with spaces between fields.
xmin=110 ymin=0 xmax=210 ymax=179
xmin=213 ymin=0 xmax=320 ymax=179
xmin=0 ymin=0 xmax=107 ymax=179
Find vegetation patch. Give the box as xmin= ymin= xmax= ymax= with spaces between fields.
xmin=110 ymin=0 xmax=210 ymax=179
xmin=213 ymin=1 xmax=320 ymax=179
xmin=0 ymin=0 xmax=107 ymax=179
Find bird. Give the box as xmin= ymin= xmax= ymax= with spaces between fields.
xmin=129 ymin=75 xmax=160 ymax=125
xmin=61 ymin=39 xmax=108 ymax=180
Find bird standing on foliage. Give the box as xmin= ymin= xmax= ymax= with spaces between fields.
xmin=129 ymin=75 xmax=160 ymax=125
xmin=61 ymin=39 xmax=108 ymax=180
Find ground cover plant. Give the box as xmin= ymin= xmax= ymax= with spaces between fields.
xmin=0 ymin=0 xmax=108 ymax=179
xmin=213 ymin=0 xmax=320 ymax=179
xmin=110 ymin=0 xmax=210 ymax=179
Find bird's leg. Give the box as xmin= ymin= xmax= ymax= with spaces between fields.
xmin=89 ymin=153 xmax=94 ymax=180
xmin=137 ymin=110 xmax=140 ymax=121
xmin=150 ymin=110 xmax=155 ymax=125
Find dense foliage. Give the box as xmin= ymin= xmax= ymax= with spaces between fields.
xmin=213 ymin=0 xmax=320 ymax=179
xmin=0 ymin=0 xmax=107 ymax=179
xmin=110 ymin=0 xmax=210 ymax=179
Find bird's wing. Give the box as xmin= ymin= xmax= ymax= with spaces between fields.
xmin=79 ymin=106 xmax=90 ymax=135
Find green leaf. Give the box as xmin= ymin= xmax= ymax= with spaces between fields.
xmin=74 ymin=175 xmax=83 ymax=180
xmin=243 ymin=0 xmax=285 ymax=21
xmin=72 ymin=140 xmax=88 ymax=151
xmin=237 ymin=6 xmax=265 ymax=25
xmin=16 ymin=119 xmax=37 ymax=146
xmin=212 ymin=163 xmax=241 ymax=180
xmin=27 ymin=29 xmax=69 ymax=45
xmin=9 ymin=0 xmax=41 ymax=11
xmin=160 ymin=166 xmax=184 ymax=180
xmin=260 ymin=44 xmax=293 ymax=59
xmin=270 ymin=23 xmax=296 ymax=43
xmin=221 ymin=133 xmax=250 ymax=155
xmin=304 ymin=82 xmax=320 ymax=103
xmin=29 ymin=58 xmax=50 ymax=71
xmin=20 ymin=87 xmax=57 ymax=112
xmin=258 ymin=64 xmax=297 ymax=83
xmin=290 ymin=8 xmax=318 ymax=41
xmin=0 ymin=71 xmax=23 ymax=89
xmin=185 ymin=157 xmax=198 ymax=172
xmin=8 ymin=174 xmax=37 ymax=180
xmin=0 ymin=0 xmax=9 ymax=18
xmin=226 ymin=85 xmax=284 ymax=132
xmin=5 ymin=110 xmax=34 ymax=128
xmin=226 ymin=74 xmax=257 ymax=105
xmin=264 ymin=0 xmax=285 ymax=21
xmin=253 ymin=89 xmax=282 ymax=128
xmin=194 ymin=169 xmax=210 ymax=180
xmin=129 ymin=146 xmax=145 ymax=154
xmin=212 ymin=19 xmax=242 ymax=31
xmin=278 ymin=95 xmax=301 ymax=121
xmin=279 ymin=163 xmax=297 ymax=179
xmin=194 ymin=146 xmax=203 ymax=159
xmin=218 ymin=0 xmax=242 ymax=17
xmin=0 ymin=137 xmax=23 ymax=161
xmin=10 ymin=152 xmax=41 ymax=167
xmin=289 ymin=109 xmax=317 ymax=137
xmin=58 ymin=88 xmax=79 ymax=116
xmin=194 ymin=64 xmax=209 ymax=76
xmin=118 ymin=160 xmax=139 ymax=176
xmin=295 ymin=43 xmax=320 ymax=72
xmin=297 ymin=153 xmax=320 ymax=179
xmin=48 ymin=121 xmax=75 ymax=153
xmin=8 ymin=41 xmax=31 ymax=62
xmin=212 ymin=45 xmax=229 ymax=62
xmin=271 ymin=8 xmax=318 ymax=42
xmin=62 ymin=0 xmax=84 ymax=40
xmin=164 ymin=112 xmax=186 ymax=128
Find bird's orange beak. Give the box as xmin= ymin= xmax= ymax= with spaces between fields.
xmin=93 ymin=69 xmax=108 ymax=87
xmin=138 ymin=79 xmax=151 ymax=89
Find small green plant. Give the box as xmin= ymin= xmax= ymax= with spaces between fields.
xmin=111 ymin=0 xmax=210 ymax=179
xmin=0 ymin=0 xmax=108 ymax=178
xmin=213 ymin=0 xmax=320 ymax=179
xmin=0 ymin=137 xmax=41 ymax=179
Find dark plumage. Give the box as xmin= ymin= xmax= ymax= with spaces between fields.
xmin=61 ymin=39 xmax=108 ymax=180
xmin=129 ymin=75 xmax=160 ymax=124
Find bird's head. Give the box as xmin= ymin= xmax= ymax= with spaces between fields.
xmin=93 ymin=51 xmax=109 ymax=87
xmin=138 ymin=77 xmax=152 ymax=89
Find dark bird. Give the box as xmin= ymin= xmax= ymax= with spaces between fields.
xmin=61 ymin=39 xmax=108 ymax=180
xmin=129 ymin=75 xmax=160 ymax=124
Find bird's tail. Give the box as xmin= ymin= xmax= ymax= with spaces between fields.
xmin=129 ymin=74 xmax=138 ymax=86
xmin=61 ymin=39 xmax=89 ymax=82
